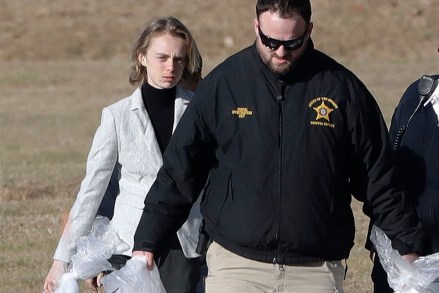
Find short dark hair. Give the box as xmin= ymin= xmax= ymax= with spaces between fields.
xmin=256 ymin=0 xmax=312 ymax=24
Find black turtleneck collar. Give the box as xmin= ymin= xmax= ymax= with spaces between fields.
xmin=141 ymin=82 xmax=176 ymax=107
xmin=141 ymin=83 xmax=177 ymax=154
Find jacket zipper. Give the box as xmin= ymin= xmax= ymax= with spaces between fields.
xmin=274 ymin=79 xmax=285 ymax=264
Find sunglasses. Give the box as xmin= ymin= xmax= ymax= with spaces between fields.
xmin=258 ymin=26 xmax=307 ymax=51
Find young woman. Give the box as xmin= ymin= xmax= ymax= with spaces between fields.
xmin=43 ymin=16 xmax=202 ymax=293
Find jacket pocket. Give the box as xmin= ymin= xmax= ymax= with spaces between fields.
xmin=216 ymin=173 xmax=233 ymax=222
xmin=202 ymin=168 xmax=232 ymax=225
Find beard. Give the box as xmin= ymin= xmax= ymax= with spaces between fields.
xmin=266 ymin=58 xmax=293 ymax=75
xmin=256 ymin=42 xmax=300 ymax=75
xmin=259 ymin=49 xmax=295 ymax=75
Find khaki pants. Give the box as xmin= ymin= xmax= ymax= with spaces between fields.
xmin=205 ymin=242 xmax=345 ymax=293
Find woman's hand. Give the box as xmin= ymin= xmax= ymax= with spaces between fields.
xmin=43 ymin=260 xmax=68 ymax=293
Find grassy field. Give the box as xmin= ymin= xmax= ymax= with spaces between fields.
xmin=0 ymin=0 xmax=438 ymax=292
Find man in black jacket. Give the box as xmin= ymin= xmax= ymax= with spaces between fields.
xmin=370 ymin=72 xmax=439 ymax=292
xmin=133 ymin=0 xmax=423 ymax=291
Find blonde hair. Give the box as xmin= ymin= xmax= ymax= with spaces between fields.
xmin=129 ymin=16 xmax=200 ymax=86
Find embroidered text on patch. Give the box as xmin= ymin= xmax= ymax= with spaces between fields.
xmin=232 ymin=107 xmax=253 ymax=118
xmin=308 ymin=97 xmax=338 ymax=128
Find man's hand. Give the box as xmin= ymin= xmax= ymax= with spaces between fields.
xmin=401 ymin=252 xmax=419 ymax=264
xmin=85 ymin=272 xmax=105 ymax=292
xmin=85 ymin=277 xmax=98 ymax=292
xmin=132 ymin=251 xmax=155 ymax=270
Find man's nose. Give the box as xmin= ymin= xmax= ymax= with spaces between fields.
xmin=275 ymin=45 xmax=288 ymax=57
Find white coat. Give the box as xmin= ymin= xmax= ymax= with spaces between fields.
xmin=54 ymin=86 xmax=201 ymax=263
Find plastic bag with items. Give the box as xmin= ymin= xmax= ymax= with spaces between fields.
xmin=55 ymin=216 xmax=130 ymax=293
xmin=370 ymin=225 xmax=439 ymax=293
xmin=54 ymin=273 xmax=80 ymax=293
xmin=101 ymin=256 xmax=166 ymax=293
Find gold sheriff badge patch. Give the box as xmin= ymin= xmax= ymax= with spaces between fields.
xmin=308 ymin=97 xmax=338 ymax=128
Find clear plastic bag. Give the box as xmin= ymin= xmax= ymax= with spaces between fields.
xmin=54 ymin=273 xmax=79 ymax=293
xmin=370 ymin=225 xmax=439 ymax=293
xmin=101 ymin=256 xmax=167 ymax=293
xmin=56 ymin=216 xmax=130 ymax=292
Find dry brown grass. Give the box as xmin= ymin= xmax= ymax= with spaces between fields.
xmin=0 ymin=0 xmax=438 ymax=292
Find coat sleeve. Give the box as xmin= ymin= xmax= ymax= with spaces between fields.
xmin=133 ymin=92 xmax=217 ymax=253
xmin=53 ymin=107 xmax=118 ymax=262
xmin=349 ymin=81 xmax=423 ymax=255
xmin=364 ymin=97 xmax=403 ymax=251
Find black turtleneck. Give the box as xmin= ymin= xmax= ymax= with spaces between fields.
xmin=141 ymin=83 xmax=182 ymax=250
xmin=141 ymin=83 xmax=176 ymax=154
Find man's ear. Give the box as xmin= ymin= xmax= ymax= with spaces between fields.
xmin=253 ymin=17 xmax=259 ymax=37
xmin=307 ymin=22 xmax=314 ymax=36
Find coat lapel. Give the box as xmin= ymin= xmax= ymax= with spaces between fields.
xmin=129 ymin=87 xmax=162 ymax=158
xmin=129 ymin=86 xmax=192 ymax=160
xmin=130 ymin=87 xmax=149 ymax=134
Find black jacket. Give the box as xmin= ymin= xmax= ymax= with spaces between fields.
xmin=389 ymin=75 xmax=439 ymax=254
xmin=134 ymin=42 xmax=423 ymax=264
